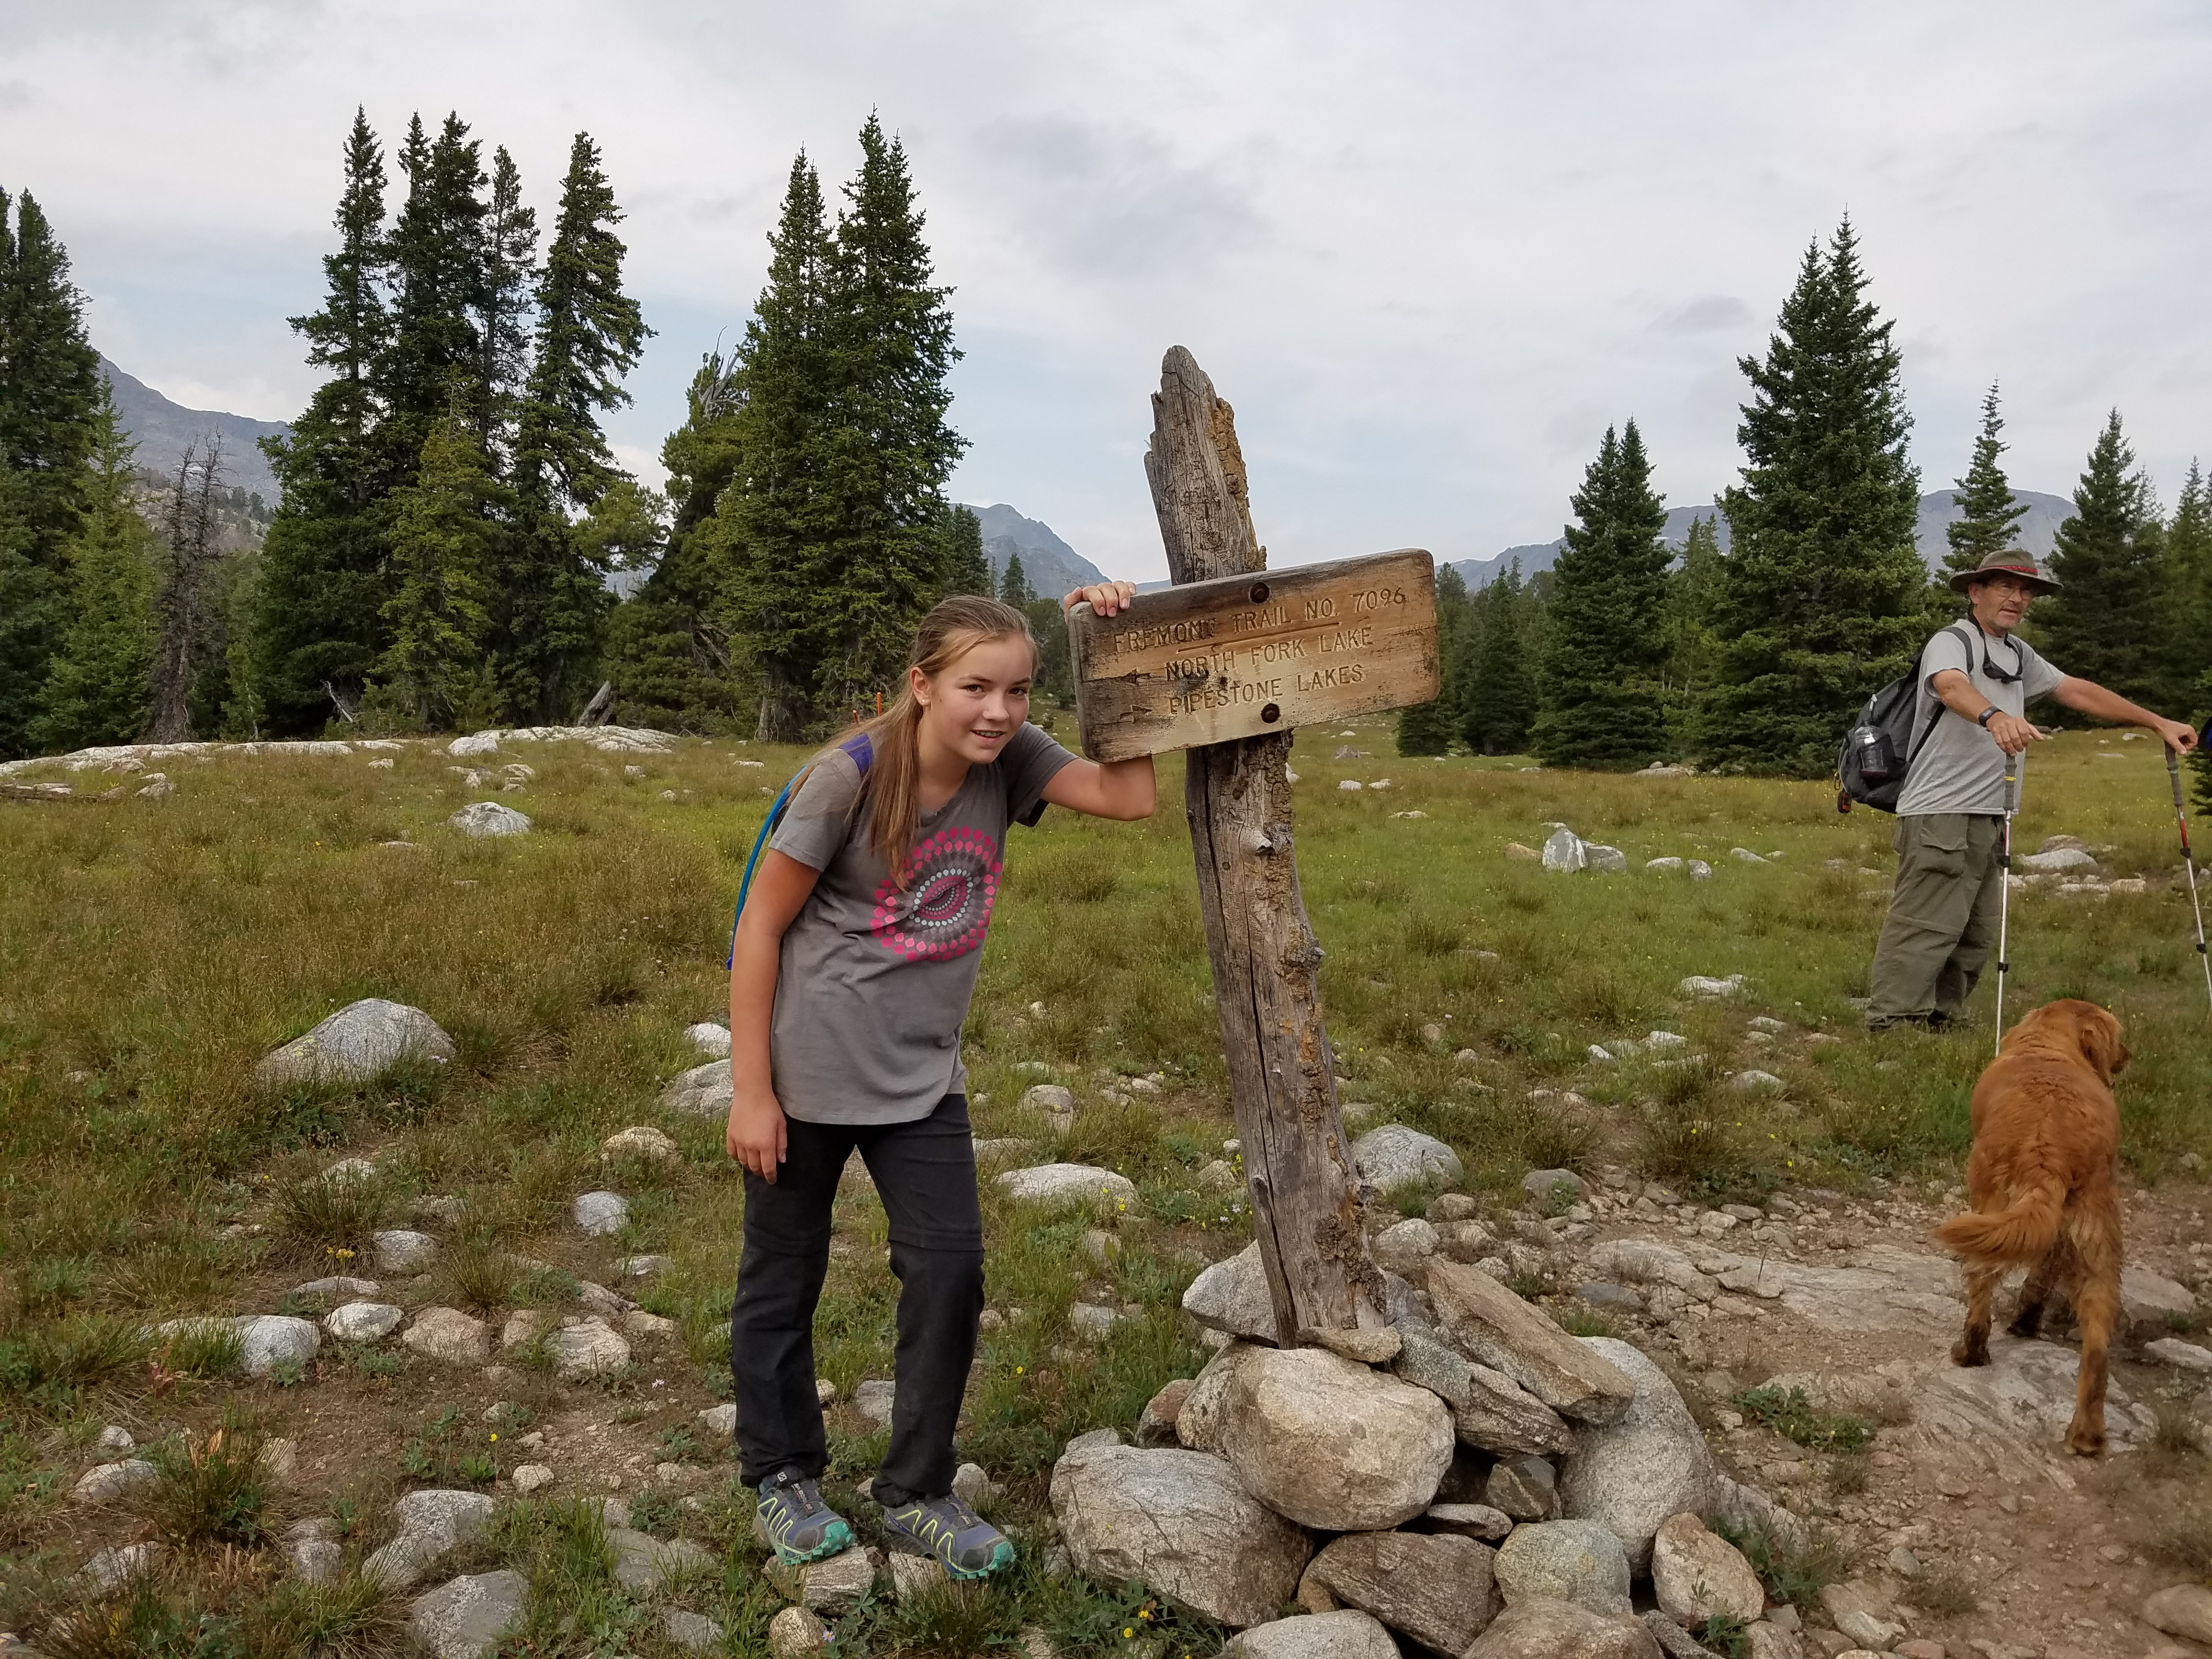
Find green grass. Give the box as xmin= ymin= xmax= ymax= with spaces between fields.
xmin=2 ymin=721 xmax=2209 ymax=1643
xmin=1733 ymin=1385 xmax=1875 ymax=1454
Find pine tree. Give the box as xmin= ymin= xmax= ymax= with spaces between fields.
xmin=1660 ymin=515 xmax=1723 ymax=746
xmin=998 ymin=550 xmax=1032 ymax=607
xmin=602 ymin=349 xmax=746 ymax=731
xmin=27 ymin=388 xmax=159 ymax=752
xmin=497 ymin=132 xmax=649 ymax=722
xmin=2165 ymin=460 xmax=2212 ymax=726
xmin=1462 ymin=562 xmax=1541 ymax=755
xmin=475 ymin=144 xmax=538 ymax=461
xmin=380 ymin=114 xmax=487 ymax=471
xmin=1945 ymin=382 xmax=2029 ymax=574
xmin=724 ymin=154 xmax=839 ymax=741
xmin=0 ymin=189 xmax=103 ymax=757
xmin=248 ymin=110 xmax=399 ymax=733
xmin=1023 ymin=596 xmax=1074 ymax=702
xmin=2039 ymin=410 xmax=2167 ymax=715
xmin=941 ymin=504 xmax=989 ymax=597
xmin=812 ymin=115 xmax=966 ymax=712
xmin=1397 ymin=562 xmax=1470 ymax=755
xmin=1531 ymin=421 xmax=1671 ymax=768
xmin=372 ymin=413 xmax=499 ymax=727
xmin=1701 ymin=220 xmax=1926 ymax=776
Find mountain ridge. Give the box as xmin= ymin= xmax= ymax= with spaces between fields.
xmin=99 ymin=356 xmax=289 ymax=502
xmin=1449 ymin=489 xmax=2079 ymax=590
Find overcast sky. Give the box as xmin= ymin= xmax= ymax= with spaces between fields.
xmin=5 ymin=1 xmax=2209 ymax=579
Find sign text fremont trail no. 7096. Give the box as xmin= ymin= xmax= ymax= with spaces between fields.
xmin=1063 ymin=548 xmax=1441 ymax=761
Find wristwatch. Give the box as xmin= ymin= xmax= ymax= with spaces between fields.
xmin=1977 ymin=707 xmax=1999 ymax=728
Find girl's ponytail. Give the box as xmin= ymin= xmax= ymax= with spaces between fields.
xmin=809 ymin=594 xmax=1039 ymax=880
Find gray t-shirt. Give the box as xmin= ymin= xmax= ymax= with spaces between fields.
xmin=1896 ymin=622 xmax=2065 ymax=816
xmin=765 ymin=723 xmax=1077 ymax=1125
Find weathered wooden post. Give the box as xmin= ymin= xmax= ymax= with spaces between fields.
xmin=1065 ymin=346 xmax=1440 ymax=1344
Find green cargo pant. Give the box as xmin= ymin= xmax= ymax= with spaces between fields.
xmin=1866 ymin=813 xmax=2006 ymax=1029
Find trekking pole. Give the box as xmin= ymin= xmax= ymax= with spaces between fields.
xmin=2165 ymin=748 xmax=2212 ymax=1014
xmin=1994 ymin=748 xmax=2020 ymax=1057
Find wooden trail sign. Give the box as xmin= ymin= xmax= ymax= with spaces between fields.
xmin=1064 ymin=550 xmax=1440 ymax=761
xmin=1139 ymin=345 xmax=1388 ymax=1344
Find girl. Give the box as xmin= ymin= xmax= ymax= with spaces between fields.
xmin=725 ymin=585 xmax=1154 ymax=1579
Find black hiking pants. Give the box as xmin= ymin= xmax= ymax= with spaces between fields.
xmin=728 ymin=1092 xmax=984 ymax=1508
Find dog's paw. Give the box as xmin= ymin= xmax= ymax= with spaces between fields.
xmin=2006 ymin=1311 xmax=2044 ymax=1339
xmin=1950 ymin=1338 xmax=1990 ymax=1368
xmin=2065 ymin=1426 xmax=2107 ymax=1457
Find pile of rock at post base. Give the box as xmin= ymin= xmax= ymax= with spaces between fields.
xmin=1047 ymin=1131 xmax=1815 ymax=1658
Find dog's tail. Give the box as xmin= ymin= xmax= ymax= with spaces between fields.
xmin=1932 ymin=1178 xmax=2066 ymax=1263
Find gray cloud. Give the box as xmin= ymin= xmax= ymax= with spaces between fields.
xmin=3 ymin=1 xmax=2209 ymax=577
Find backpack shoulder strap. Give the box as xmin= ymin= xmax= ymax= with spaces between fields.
xmin=1906 ymin=624 xmax=1973 ymax=763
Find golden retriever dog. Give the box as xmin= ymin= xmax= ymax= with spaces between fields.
xmin=1932 ymin=998 xmax=2129 ymax=1456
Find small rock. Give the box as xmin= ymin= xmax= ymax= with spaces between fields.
xmin=659 ymin=1059 xmax=732 ymax=1118
xmin=600 ymin=1126 xmax=680 ymax=1163
xmin=2143 ymin=1583 xmax=2212 ymax=1644
xmin=853 ymin=1379 xmax=897 ymax=1425
xmin=1651 ymin=1511 xmax=1764 ymax=1625
xmin=322 ymin=1155 xmax=379 ymax=1184
xmin=995 ymin=1163 xmax=1139 ymax=1209
xmin=226 ymin=1313 xmax=320 ymax=1377
xmin=77 ymin=1542 xmax=158 ymax=1590
xmin=372 ymin=1229 xmax=440 ymax=1273
xmin=607 ymin=1528 xmax=715 ymax=1592
xmin=1421 ymin=1500 xmax=1514 ymax=1541
xmin=1542 ymin=827 xmax=1588 ymax=872
xmin=511 ymin=1464 xmax=555 ymax=1494
xmin=1677 ymin=974 xmax=1745 ymax=997
xmin=1505 ymin=842 xmax=1540 ymax=860
xmin=1687 ymin=860 xmax=1712 ymax=880
xmin=1138 ymin=1378 xmax=1193 ymax=1446
xmin=1351 ymin=1124 xmax=1466 ymax=1192
xmin=285 ymin=1518 xmax=341 ymax=1584
xmin=403 ymin=1307 xmax=492 ymax=1367
xmin=1020 ymin=1082 xmax=1075 ymax=1116
xmin=96 ymin=1425 xmax=134 ymax=1455
xmin=1218 ymin=1344 xmax=1455 ymax=1530
xmin=544 ymin=1317 xmax=630 ymax=1380
xmin=368 ymin=1489 xmax=499 ymax=1589
xmin=622 ymin=1309 xmax=678 ymax=1339
xmin=1494 ymin=1519 xmax=1633 ymax=1615
xmin=683 ymin=1022 xmax=732 ymax=1057
xmin=1299 ymin=1324 xmax=1403 ymax=1365
xmin=1080 ymin=1227 xmax=1120 ymax=1269
xmin=951 ymin=1461 xmax=998 ymax=1508
xmin=1522 ymin=1168 xmax=1587 ymax=1206
xmin=1427 ymin=1259 xmax=1635 ymax=1423
xmin=1558 ymin=1338 xmax=1714 ymax=1572
xmin=449 ymin=801 xmax=532 ymax=838
xmin=255 ymin=997 xmax=459 ymax=1086
xmin=1585 ymin=844 xmax=1628 ymax=873
xmin=1730 ymin=847 xmax=1768 ymax=864
xmin=1819 ymin=1582 xmax=1904 ymax=1651
xmin=409 ymin=1567 xmax=529 ymax=1659
xmin=1486 ymin=1453 xmax=1560 ymax=1519
xmin=1645 ymin=856 xmax=1685 ymax=873
xmin=1469 ymin=1597 xmax=1663 ymax=1657
xmin=1576 ymin=1282 xmax=1643 ymax=1312
xmin=662 ymin=1608 xmax=724 ymax=1653
xmin=1224 ymin=1610 xmax=1410 ymax=1657
xmin=325 ymin=1301 xmax=404 ymax=1343
xmin=2147 ymin=1337 xmax=2212 ymax=1373
xmin=887 ymin=1549 xmax=944 ymax=1601
xmin=697 ymin=1403 xmax=737 ymax=1437
xmin=1729 ymin=1070 xmax=1785 ymax=1094
xmin=571 ymin=1191 xmax=629 ymax=1235
xmin=1373 ymin=1216 xmax=1441 ymax=1276
xmin=1183 ymin=1242 xmax=1280 ymax=1342
xmin=768 ymin=1604 xmax=831 ymax=1658
xmin=614 ymin=1254 xmax=672 ymax=1279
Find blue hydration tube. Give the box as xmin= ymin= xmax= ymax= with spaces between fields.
xmin=726 ymin=779 xmax=797 ymax=969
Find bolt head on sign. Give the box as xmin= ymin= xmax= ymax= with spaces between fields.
xmin=1063 ymin=549 xmax=1440 ymax=761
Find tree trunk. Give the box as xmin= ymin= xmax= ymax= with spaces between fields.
xmin=1143 ymin=346 xmax=1385 ymax=1342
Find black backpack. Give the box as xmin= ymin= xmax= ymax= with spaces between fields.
xmin=1837 ymin=624 xmax=1968 ymax=814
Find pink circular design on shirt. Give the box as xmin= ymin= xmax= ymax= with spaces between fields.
xmin=871 ymin=827 xmax=1003 ymax=961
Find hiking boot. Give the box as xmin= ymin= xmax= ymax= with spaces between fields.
xmin=754 ymin=1468 xmax=854 ymax=1566
xmin=879 ymin=1491 xmax=1014 ymax=1580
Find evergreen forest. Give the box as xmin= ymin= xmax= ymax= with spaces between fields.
xmin=5 ymin=155 xmax=2211 ymax=778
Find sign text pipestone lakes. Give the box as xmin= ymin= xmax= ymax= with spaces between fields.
xmin=1065 ymin=549 xmax=1440 ymax=761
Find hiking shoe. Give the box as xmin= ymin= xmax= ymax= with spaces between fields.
xmin=880 ymin=1492 xmax=1014 ymax=1580
xmin=755 ymin=1469 xmax=854 ymax=1566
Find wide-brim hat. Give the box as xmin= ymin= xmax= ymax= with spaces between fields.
xmin=1949 ymin=550 xmax=2059 ymax=595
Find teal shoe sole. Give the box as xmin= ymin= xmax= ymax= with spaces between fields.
xmin=755 ymin=1506 xmax=855 ymax=1567
xmin=886 ymin=1527 xmax=1015 ymax=1581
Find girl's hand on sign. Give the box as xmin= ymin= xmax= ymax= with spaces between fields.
xmin=726 ymin=1087 xmax=788 ymax=1182
xmin=1063 ymin=580 xmax=1137 ymax=618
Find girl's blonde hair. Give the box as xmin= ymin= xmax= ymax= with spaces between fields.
xmin=809 ymin=594 xmax=1039 ymax=877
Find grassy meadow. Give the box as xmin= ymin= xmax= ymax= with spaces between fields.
xmin=1 ymin=715 xmax=2208 ymax=1654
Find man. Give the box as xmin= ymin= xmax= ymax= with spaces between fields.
xmin=1865 ymin=549 xmax=2197 ymax=1031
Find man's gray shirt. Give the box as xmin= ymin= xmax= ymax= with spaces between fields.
xmin=1895 ymin=623 xmax=2064 ymax=816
